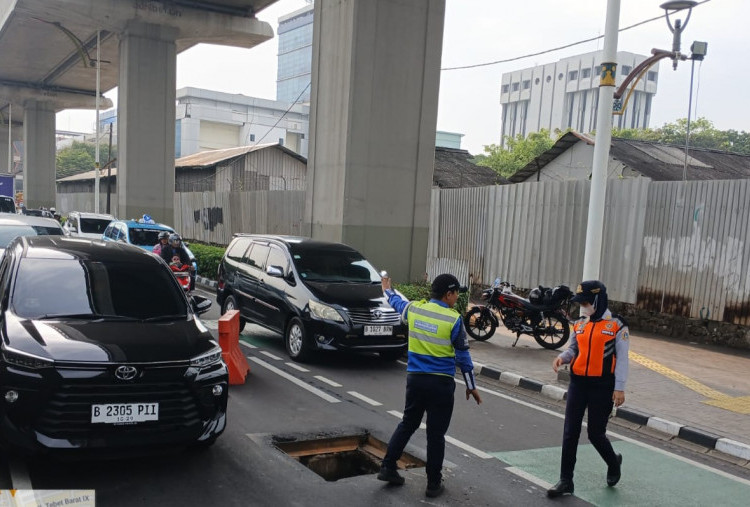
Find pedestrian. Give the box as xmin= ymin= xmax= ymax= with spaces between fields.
xmin=377 ymin=272 xmax=482 ymax=499
xmin=547 ymin=280 xmax=630 ymax=498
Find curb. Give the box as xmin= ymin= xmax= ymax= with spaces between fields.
xmin=196 ymin=275 xmax=218 ymax=289
xmin=474 ymin=364 xmax=750 ymax=462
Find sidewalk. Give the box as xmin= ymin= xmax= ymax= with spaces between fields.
xmin=467 ymin=324 xmax=750 ymax=462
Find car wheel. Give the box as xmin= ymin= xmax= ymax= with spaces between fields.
xmin=221 ymin=295 xmax=246 ymax=332
xmin=285 ymin=317 xmax=311 ymax=362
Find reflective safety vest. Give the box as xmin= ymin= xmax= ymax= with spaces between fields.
xmin=571 ymin=316 xmax=624 ymax=378
xmin=407 ymin=300 xmax=459 ymax=360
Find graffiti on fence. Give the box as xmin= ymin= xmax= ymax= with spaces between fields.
xmin=193 ymin=207 xmax=223 ymax=231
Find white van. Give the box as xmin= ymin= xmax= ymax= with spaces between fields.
xmin=64 ymin=211 xmax=114 ymax=239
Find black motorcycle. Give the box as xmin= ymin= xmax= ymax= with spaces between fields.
xmin=464 ymin=279 xmax=573 ymax=350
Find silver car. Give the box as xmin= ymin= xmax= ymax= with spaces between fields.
xmin=0 ymin=215 xmax=65 ymax=255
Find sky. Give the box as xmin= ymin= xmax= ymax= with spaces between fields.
xmin=57 ymin=0 xmax=746 ymax=156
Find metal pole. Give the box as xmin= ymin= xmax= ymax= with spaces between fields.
xmin=582 ymin=0 xmax=621 ymax=281
xmin=7 ymin=104 xmax=11 ymax=174
xmin=682 ymin=57 xmax=696 ymax=181
xmin=94 ymin=30 xmax=101 ymax=213
xmin=106 ymin=123 xmax=112 ymax=214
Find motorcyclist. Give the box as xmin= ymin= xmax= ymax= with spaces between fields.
xmin=160 ymin=233 xmax=192 ymax=271
xmin=153 ymin=231 xmax=170 ymax=256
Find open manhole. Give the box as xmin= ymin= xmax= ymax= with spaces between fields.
xmin=274 ymin=432 xmax=425 ymax=482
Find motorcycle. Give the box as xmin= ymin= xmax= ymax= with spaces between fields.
xmin=170 ymin=263 xmax=192 ymax=293
xmin=464 ymin=278 xmax=573 ymax=350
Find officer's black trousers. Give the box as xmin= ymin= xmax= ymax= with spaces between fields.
xmin=559 ymin=376 xmax=619 ymax=481
xmin=383 ymin=373 xmax=455 ymax=484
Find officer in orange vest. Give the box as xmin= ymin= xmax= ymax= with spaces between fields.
xmin=547 ymin=280 xmax=630 ymax=498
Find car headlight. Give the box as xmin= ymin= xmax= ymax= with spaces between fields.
xmin=190 ymin=347 xmax=223 ymax=368
xmin=2 ymin=349 xmax=54 ymax=369
xmin=308 ymin=300 xmax=344 ymax=322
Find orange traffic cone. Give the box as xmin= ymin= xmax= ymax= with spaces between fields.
xmin=218 ymin=310 xmax=250 ymax=385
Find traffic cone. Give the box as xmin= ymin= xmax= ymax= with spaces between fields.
xmin=218 ymin=310 xmax=250 ymax=385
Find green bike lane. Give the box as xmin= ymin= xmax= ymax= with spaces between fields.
xmin=231 ymin=328 xmax=750 ymax=506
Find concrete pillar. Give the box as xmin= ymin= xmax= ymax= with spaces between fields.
xmin=23 ymin=100 xmax=56 ymax=209
xmin=306 ymin=0 xmax=445 ymax=282
xmin=118 ymin=22 xmax=177 ymax=223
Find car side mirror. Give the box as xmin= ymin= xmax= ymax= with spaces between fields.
xmin=190 ymin=294 xmax=212 ymax=315
xmin=266 ymin=265 xmax=284 ymax=278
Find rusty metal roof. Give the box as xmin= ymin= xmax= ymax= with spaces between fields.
xmin=175 ymin=143 xmax=307 ymax=168
xmin=433 ymin=147 xmax=508 ymax=188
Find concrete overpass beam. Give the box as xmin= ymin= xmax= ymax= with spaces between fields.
xmin=117 ymin=21 xmax=177 ymax=223
xmin=306 ymin=0 xmax=445 ymax=282
xmin=23 ymin=99 xmax=56 ymax=208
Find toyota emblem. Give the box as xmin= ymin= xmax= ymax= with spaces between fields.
xmin=115 ymin=365 xmax=138 ymax=381
xmin=372 ymin=309 xmax=383 ymax=319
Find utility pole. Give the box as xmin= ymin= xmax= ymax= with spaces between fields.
xmin=94 ymin=30 xmax=101 ymax=213
xmin=582 ymin=0 xmax=620 ymax=281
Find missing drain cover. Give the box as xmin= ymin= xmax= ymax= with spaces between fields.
xmin=274 ymin=432 xmax=425 ymax=482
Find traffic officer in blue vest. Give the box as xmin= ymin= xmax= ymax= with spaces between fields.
xmin=547 ymin=280 xmax=630 ymax=498
xmin=377 ymin=273 xmax=482 ymax=499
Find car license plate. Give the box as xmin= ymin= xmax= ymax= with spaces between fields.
xmin=364 ymin=325 xmax=392 ymax=336
xmin=91 ymin=403 xmax=159 ymax=424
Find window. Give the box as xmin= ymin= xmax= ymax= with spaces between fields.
xmin=568 ymin=70 xmax=578 ymax=81
xmin=595 ymin=65 xmax=602 ymax=76
xmin=279 ymin=138 xmax=284 ymax=146
xmin=501 ymin=84 xmax=509 ymax=93
xmin=227 ymin=238 xmax=251 ymax=262
xmin=511 ymin=82 xmax=520 ymax=92
xmin=582 ymin=68 xmax=591 ymax=79
xmin=647 ymin=71 xmax=657 ymax=82
xmin=622 ymin=65 xmax=632 ymax=75
xmin=249 ymin=134 xmax=256 ymax=142
xmin=558 ymin=72 xmax=563 ymax=80
xmin=246 ymin=243 xmax=270 ymax=270
xmin=534 ymin=77 xmax=540 ymax=85
xmin=522 ymin=80 xmax=531 ymax=90
xmin=546 ymin=75 xmax=551 ymax=83
xmin=266 ymin=246 xmax=289 ymax=273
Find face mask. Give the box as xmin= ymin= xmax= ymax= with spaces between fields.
xmin=579 ymin=304 xmax=594 ymax=317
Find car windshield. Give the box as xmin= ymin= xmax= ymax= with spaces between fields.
xmin=0 ymin=225 xmax=63 ymax=248
xmin=12 ymin=258 xmax=188 ymax=320
xmin=0 ymin=199 xmax=15 ymax=213
xmin=291 ymin=248 xmax=380 ymax=283
xmin=80 ymin=218 xmax=112 ymax=234
xmin=128 ymin=228 xmax=167 ymax=247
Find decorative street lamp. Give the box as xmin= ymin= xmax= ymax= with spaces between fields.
xmin=661 ymin=1 xmax=698 ymax=69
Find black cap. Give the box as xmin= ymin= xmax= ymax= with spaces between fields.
xmin=571 ymin=280 xmax=607 ymax=304
xmin=431 ymin=273 xmax=468 ymax=296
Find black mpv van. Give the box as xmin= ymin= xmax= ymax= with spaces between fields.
xmin=216 ymin=235 xmax=407 ymax=362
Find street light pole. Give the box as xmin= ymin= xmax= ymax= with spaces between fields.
xmin=582 ymin=0 xmax=620 ymax=281
xmin=94 ymin=30 xmax=101 ymax=213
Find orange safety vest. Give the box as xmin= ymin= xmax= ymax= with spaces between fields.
xmin=570 ymin=316 xmax=623 ymax=377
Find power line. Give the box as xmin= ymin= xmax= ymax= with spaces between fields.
xmin=441 ymin=0 xmax=712 ymax=71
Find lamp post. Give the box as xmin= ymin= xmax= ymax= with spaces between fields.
xmin=661 ymin=1 xmax=697 ymax=69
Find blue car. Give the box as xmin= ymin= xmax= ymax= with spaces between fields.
xmin=102 ymin=217 xmax=198 ymax=289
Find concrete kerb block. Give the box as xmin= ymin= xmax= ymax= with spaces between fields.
xmin=715 ymin=438 xmax=750 ymax=461
xmin=678 ymin=426 xmax=721 ymax=449
xmin=541 ymin=384 xmax=567 ymax=401
xmin=499 ymin=372 xmax=522 ymax=387
xmin=478 ymin=366 xmax=501 ymax=381
xmin=647 ymin=416 xmax=683 ymax=436
xmin=519 ymin=377 xmax=544 ymax=392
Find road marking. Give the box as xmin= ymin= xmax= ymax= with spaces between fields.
xmin=348 ymin=391 xmax=382 ymax=406
xmin=314 ymin=375 xmax=342 ymax=387
xmin=397 ymin=360 xmax=408 ymax=367
xmin=259 ymin=351 xmax=283 ymax=361
xmin=239 ymin=341 xmax=257 ymax=349
xmin=247 ymin=357 xmax=340 ymax=404
xmin=385 ymin=410 xmax=491 ymax=459
xmin=459 ymin=379 xmax=750 ymax=486
xmin=286 ymin=362 xmax=310 ymax=372
xmin=8 ymin=457 xmax=32 ymax=490
xmin=505 ymin=466 xmax=553 ymax=490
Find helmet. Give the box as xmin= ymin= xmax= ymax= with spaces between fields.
xmin=158 ymin=231 xmax=170 ymax=240
xmin=168 ymin=233 xmax=182 ymax=247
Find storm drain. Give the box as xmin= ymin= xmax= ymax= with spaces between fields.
xmin=273 ymin=432 xmax=425 ymax=482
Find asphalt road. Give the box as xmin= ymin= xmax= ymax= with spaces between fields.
xmin=1 ymin=288 xmax=748 ymax=506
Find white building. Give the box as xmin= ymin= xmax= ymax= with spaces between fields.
xmin=500 ymin=51 xmax=659 ymax=142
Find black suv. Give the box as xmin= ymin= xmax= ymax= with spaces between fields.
xmin=0 ymin=236 xmax=227 ymax=455
xmin=216 ymin=235 xmax=407 ymax=361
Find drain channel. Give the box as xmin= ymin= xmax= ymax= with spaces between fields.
xmin=274 ymin=432 xmax=425 ymax=482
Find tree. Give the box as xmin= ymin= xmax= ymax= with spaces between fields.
xmin=475 ymin=129 xmax=556 ymax=178
xmin=56 ymin=141 xmax=116 ymax=179
xmin=613 ymin=118 xmax=750 ymax=155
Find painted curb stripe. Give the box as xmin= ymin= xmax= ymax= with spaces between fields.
xmin=678 ymin=426 xmax=721 ymax=449
xmin=519 ymin=377 xmax=544 ymax=392
xmin=616 ymin=407 xmax=652 ymax=426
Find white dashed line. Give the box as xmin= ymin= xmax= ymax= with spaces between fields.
xmin=396 ymin=360 xmax=408 ymax=367
xmin=505 ymin=467 xmax=553 ymax=489
xmin=259 ymin=351 xmax=283 ymax=360
xmin=387 ymin=410 xmax=426 ymax=430
xmin=239 ymin=341 xmax=257 ymax=349
xmin=314 ymin=375 xmax=342 ymax=387
xmin=386 ymin=410 xmax=491 ymax=459
xmin=247 ymin=357 xmax=340 ymax=404
xmin=285 ymin=362 xmax=310 ymax=372
xmin=347 ymin=391 xmax=383 ymax=406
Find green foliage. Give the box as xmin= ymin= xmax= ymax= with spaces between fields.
xmin=187 ymin=242 xmax=226 ymax=280
xmin=613 ymin=118 xmax=750 ymax=155
xmin=394 ymin=282 xmax=469 ymax=316
xmin=475 ymin=129 xmax=556 ymax=178
xmin=56 ymin=141 xmax=117 ymax=179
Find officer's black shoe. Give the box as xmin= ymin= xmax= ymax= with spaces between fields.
xmin=547 ymin=480 xmax=574 ymax=498
xmin=607 ymin=453 xmax=623 ymax=487
xmin=377 ymin=466 xmax=405 ymax=485
xmin=425 ymin=480 xmax=444 ymax=498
